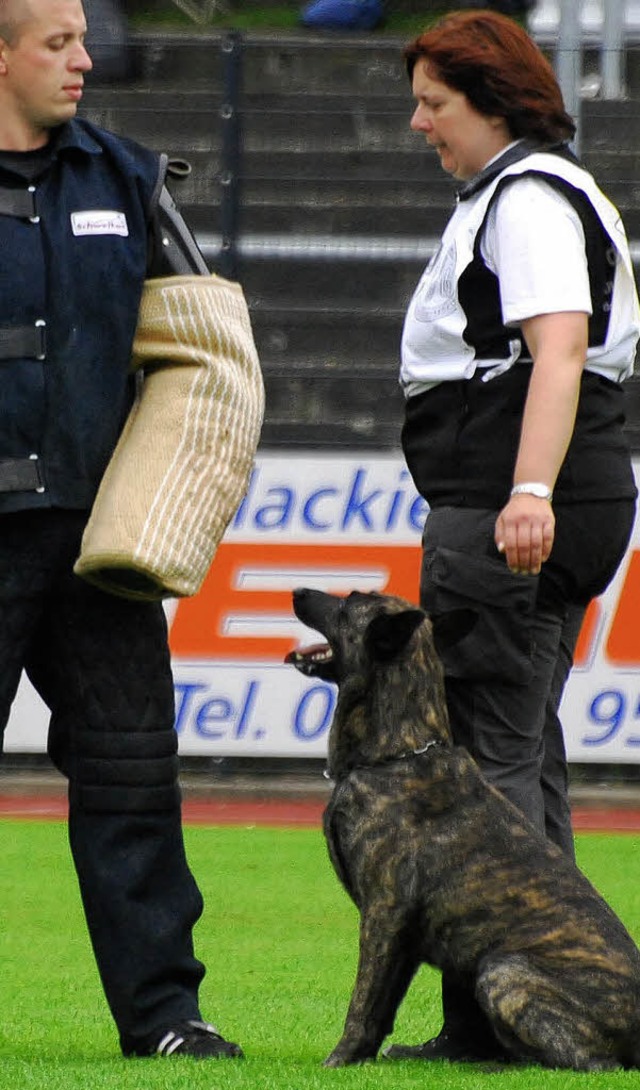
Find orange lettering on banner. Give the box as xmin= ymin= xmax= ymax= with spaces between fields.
xmin=605 ymin=549 xmax=640 ymax=665
xmin=170 ymin=541 xmax=637 ymax=667
xmin=169 ymin=542 xmax=422 ymax=661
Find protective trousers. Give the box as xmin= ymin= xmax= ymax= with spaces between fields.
xmin=0 ymin=509 xmax=205 ymax=1049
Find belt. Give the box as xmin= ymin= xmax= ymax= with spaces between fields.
xmin=0 ymin=455 xmax=45 ymax=493
xmin=0 ymin=321 xmax=46 ymax=361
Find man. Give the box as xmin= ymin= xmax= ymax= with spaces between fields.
xmin=0 ymin=0 xmax=244 ymax=1061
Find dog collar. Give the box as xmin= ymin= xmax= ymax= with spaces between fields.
xmin=324 ymin=739 xmax=445 ymax=782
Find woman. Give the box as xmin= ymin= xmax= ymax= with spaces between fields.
xmin=385 ymin=8 xmax=640 ymax=1063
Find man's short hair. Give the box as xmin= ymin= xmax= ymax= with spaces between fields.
xmin=0 ymin=0 xmax=32 ymax=45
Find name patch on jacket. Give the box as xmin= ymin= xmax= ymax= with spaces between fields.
xmin=71 ymin=211 xmax=129 ymax=237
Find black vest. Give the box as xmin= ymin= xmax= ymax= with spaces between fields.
xmin=0 ymin=119 xmax=164 ymax=512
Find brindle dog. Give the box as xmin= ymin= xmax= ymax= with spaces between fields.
xmin=286 ymin=587 xmax=640 ymax=1071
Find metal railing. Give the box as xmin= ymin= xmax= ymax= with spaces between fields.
xmin=555 ymin=0 xmax=628 ymax=156
xmin=198 ymin=234 xmax=640 ymax=278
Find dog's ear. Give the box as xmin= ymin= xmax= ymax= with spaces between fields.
xmin=431 ymin=608 xmax=478 ymax=654
xmin=364 ymin=609 xmax=425 ymax=663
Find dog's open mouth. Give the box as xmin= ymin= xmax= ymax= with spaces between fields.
xmin=285 ymin=642 xmax=336 ymax=680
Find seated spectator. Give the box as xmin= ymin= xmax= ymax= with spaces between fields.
xmin=300 ymin=0 xmax=384 ymax=32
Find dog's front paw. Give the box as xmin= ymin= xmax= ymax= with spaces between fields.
xmin=323 ymin=1043 xmax=376 ymax=1067
xmin=323 ymin=1052 xmax=347 ymax=1068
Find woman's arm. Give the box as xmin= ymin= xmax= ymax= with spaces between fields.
xmin=494 ymin=310 xmax=588 ymax=575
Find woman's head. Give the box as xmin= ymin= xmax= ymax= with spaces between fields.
xmin=404 ymin=9 xmax=576 ymax=145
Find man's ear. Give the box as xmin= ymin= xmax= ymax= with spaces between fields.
xmin=430 ymin=608 xmax=478 ymax=655
xmin=364 ymin=608 xmax=425 ymax=663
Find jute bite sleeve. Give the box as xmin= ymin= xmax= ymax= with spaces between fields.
xmin=74 ymin=274 xmax=264 ymax=600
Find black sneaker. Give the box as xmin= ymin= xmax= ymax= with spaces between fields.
xmin=124 ymin=1019 xmax=244 ymax=1059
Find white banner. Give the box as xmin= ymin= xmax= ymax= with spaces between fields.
xmin=5 ymin=451 xmax=640 ymax=763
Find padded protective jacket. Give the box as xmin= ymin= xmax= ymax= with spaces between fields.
xmin=0 ymin=119 xmax=165 ymax=514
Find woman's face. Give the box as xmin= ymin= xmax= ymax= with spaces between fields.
xmin=410 ymin=60 xmax=511 ymax=181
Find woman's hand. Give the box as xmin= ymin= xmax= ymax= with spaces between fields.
xmin=495 ymin=493 xmax=555 ymax=575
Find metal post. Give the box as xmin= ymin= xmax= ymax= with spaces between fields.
xmin=556 ymin=0 xmax=582 ymax=156
xmin=218 ymin=31 xmax=243 ymax=282
xmin=602 ymin=0 xmax=625 ymax=100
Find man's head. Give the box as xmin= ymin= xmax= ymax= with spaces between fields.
xmin=0 ymin=0 xmax=92 ymax=149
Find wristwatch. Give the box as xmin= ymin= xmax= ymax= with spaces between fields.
xmin=510 ymin=482 xmax=553 ymax=501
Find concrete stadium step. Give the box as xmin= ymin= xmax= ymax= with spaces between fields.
xmin=250 ymin=305 xmax=404 ymax=369
xmin=240 ymin=252 xmax=424 ymax=310
xmin=82 ymin=87 xmax=414 ymax=149
xmin=260 ymin=370 xmax=404 ymax=448
xmin=177 ymin=164 xmax=455 ymax=219
xmin=130 ymin=30 xmax=410 ymax=94
xmin=239 ymin=148 xmax=437 ymax=180
xmin=582 ymin=99 xmax=640 ymax=143
xmin=224 ymin=202 xmax=451 ymax=237
xmin=82 ymin=98 xmax=414 ymax=153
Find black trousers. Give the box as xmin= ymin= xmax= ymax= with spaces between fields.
xmin=0 ymin=509 xmax=205 ymax=1049
xmin=420 ymin=500 xmax=635 ymax=855
xmin=419 ymin=499 xmax=636 ymax=1044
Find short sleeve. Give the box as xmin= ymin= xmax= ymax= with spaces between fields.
xmin=481 ymin=177 xmax=592 ymax=325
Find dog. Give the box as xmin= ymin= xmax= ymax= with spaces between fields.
xmin=286 ymin=588 xmax=640 ymax=1070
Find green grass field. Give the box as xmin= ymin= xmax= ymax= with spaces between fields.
xmin=2 ymin=818 xmax=640 ymax=1089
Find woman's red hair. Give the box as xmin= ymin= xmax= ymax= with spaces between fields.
xmin=404 ymin=9 xmax=576 ymax=143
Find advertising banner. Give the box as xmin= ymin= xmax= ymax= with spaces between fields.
xmin=5 ymin=451 xmax=640 ymax=764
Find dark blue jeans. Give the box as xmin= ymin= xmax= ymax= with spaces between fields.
xmin=0 ymin=509 xmax=205 ymax=1050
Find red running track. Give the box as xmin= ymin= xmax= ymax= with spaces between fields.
xmin=1 ymin=794 xmax=640 ymax=831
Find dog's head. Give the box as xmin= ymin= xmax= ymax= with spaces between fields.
xmin=286 ymin=589 xmax=475 ymax=776
xmin=287 ymin=587 xmax=474 ymax=681
xmin=286 ymin=588 xmax=425 ymax=683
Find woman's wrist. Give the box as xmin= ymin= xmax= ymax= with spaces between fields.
xmin=510 ymin=482 xmax=553 ymax=501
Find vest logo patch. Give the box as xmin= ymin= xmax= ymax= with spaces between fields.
xmin=413 ymin=241 xmax=457 ymax=322
xmin=71 ymin=211 xmax=129 ymax=237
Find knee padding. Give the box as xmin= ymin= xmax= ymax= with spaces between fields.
xmin=73 ymin=728 xmax=181 ymax=813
